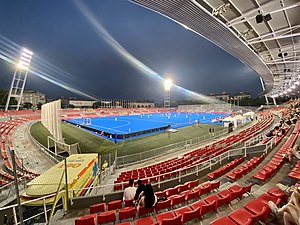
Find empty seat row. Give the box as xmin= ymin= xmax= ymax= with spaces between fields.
xmin=207 ymin=157 xmax=244 ymax=180
xmin=211 ymin=189 xmax=283 ymax=225
xmin=226 ymin=156 xmax=263 ymax=181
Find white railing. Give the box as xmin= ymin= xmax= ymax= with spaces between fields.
xmin=0 ymin=136 xmax=275 ymax=225
xmin=115 ymin=123 xmax=253 ymax=168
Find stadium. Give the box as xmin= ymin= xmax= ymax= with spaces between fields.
xmin=0 ymin=1 xmax=300 ymax=225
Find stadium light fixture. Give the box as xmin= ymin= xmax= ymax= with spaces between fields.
xmin=17 ymin=48 xmax=33 ymax=71
xmin=164 ymin=79 xmax=172 ymax=91
xmin=5 ymin=47 xmax=33 ymax=111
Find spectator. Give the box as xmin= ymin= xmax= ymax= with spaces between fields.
xmin=284 ymin=144 xmax=300 ymax=164
xmin=137 ymin=183 xmax=157 ymax=208
xmin=268 ymin=187 xmax=300 ymax=225
xmin=102 ymin=160 xmax=108 ymax=171
xmin=123 ymin=178 xmax=136 ymax=201
xmin=134 ymin=179 xmax=145 ymax=202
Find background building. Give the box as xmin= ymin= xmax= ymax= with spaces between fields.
xmin=132 ymin=102 xmax=155 ymax=108
xmin=209 ymin=91 xmax=230 ymax=102
xmin=69 ymin=100 xmax=97 ymax=108
xmin=233 ymin=92 xmax=251 ymax=100
xmin=21 ymin=90 xmax=46 ymax=107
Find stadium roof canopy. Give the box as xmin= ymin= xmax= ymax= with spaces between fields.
xmin=131 ymin=0 xmax=300 ymax=98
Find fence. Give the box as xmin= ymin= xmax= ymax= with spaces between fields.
xmin=116 ymin=120 xmax=255 ymax=168
xmin=0 ymin=134 xmax=275 ymax=225
xmin=69 ymin=139 xmax=273 ymax=203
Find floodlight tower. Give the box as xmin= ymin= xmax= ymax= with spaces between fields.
xmin=5 ymin=48 xmax=33 ymax=111
xmin=164 ymin=79 xmax=172 ymax=108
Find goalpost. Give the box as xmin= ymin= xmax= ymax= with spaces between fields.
xmin=47 ymin=136 xmax=80 ymax=155
xmin=83 ymin=118 xmax=91 ymax=125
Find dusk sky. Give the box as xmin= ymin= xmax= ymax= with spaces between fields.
xmin=0 ymin=0 xmax=263 ymax=102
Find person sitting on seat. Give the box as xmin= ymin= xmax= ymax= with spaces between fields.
xmin=134 ymin=179 xmax=145 ymax=203
xmin=268 ymin=187 xmax=300 ymax=225
xmin=137 ymin=183 xmax=157 ymax=209
xmin=123 ymin=178 xmax=136 ymax=201
xmin=284 ymin=144 xmax=300 ymax=165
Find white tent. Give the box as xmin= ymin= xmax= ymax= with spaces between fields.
xmin=243 ymin=111 xmax=255 ymax=119
xmin=233 ymin=114 xmax=246 ymax=125
xmin=223 ymin=116 xmax=236 ymax=127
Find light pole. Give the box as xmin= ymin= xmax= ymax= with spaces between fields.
xmin=164 ymin=79 xmax=172 ymax=109
xmin=5 ymin=48 xmax=33 ymax=111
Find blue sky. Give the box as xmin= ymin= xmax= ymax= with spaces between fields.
xmin=0 ymin=0 xmax=262 ymax=101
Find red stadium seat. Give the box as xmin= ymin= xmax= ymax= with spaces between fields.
xmin=75 ymin=214 xmax=97 ymax=225
xmin=155 ymin=199 xmax=171 ymax=213
xmin=124 ymin=199 xmax=134 ymax=207
xmin=210 ymin=180 xmax=220 ymax=191
xmin=210 ymin=216 xmax=238 ymax=225
xmin=185 ymin=179 xmax=199 ymax=189
xmin=182 ymin=207 xmax=200 ymax=224
xmin=89 ymin=203 xmax=106 ymax=214
xmin=169 ymin=194 xmax=185 ymax=208
xmin=185 ymin=190 xmax=199 ymax=203
xmin=229 ymin=208 xmax=258 ymax=225
xmin=156 ymin=211 xmax=175 ymax=224
xmin=134 ymin=216 xmax=155 ymax=225
xmin=244 ymin=199 xmax=270 ymax=222
xmin=256 ymin=193 xmax=281 ymax=206
xmin=199 ymin=184 xmax=211 ymax=197
xmin=177 ymin=184 xmax=189 ymax=193
xmin=267 ymin=188 xmax=289 ymax=203
xmin=165 ymin=187 xmax=178 ymax=197
xmin=190 ymin=200 xmax=206 ymax=212
xmin=97 ymin=210 xmax=116 ymax=224
xmin=108 ymin=200 xmax=122 ymax=211
xmin=161 ymin=215 xmax=181 ymax=225
xmin=119 ymin=207 xmax=136 ymax=222
xmin=200 ymin=201 xmax=216 ymax=219
xmin=138 ymin=206 xmax=154 ymax=218
xmin=241 ymin=183 xmax=252 ymax=197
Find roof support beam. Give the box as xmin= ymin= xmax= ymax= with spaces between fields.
xmin=266 ymin=60 xmax=300 ymax=65
xmin=248 ymin=32 xmax=300 ymax=44
xmin=227 ymin=1 xmax=300 ymax=27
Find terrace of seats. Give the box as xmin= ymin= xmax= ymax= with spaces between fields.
xmin=0 ymin=117 xmax=56 ymax=206
xmin=65 ymin=118 xmax=300 ymax=225
xmin=111 ymin=113 xmax=274 ymax=192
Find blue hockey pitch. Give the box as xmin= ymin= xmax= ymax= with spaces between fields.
xmin=67 ymin=112 xmax=228 ymax=139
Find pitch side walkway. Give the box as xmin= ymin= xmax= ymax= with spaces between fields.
xmin=12 ymin=121 xmax=56 ymax=174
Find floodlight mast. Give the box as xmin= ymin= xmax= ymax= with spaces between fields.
xmin=164 ymin=79 xmax=172 ymax=108
xmin=5 ymin=48 xmax=33 ymax=111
